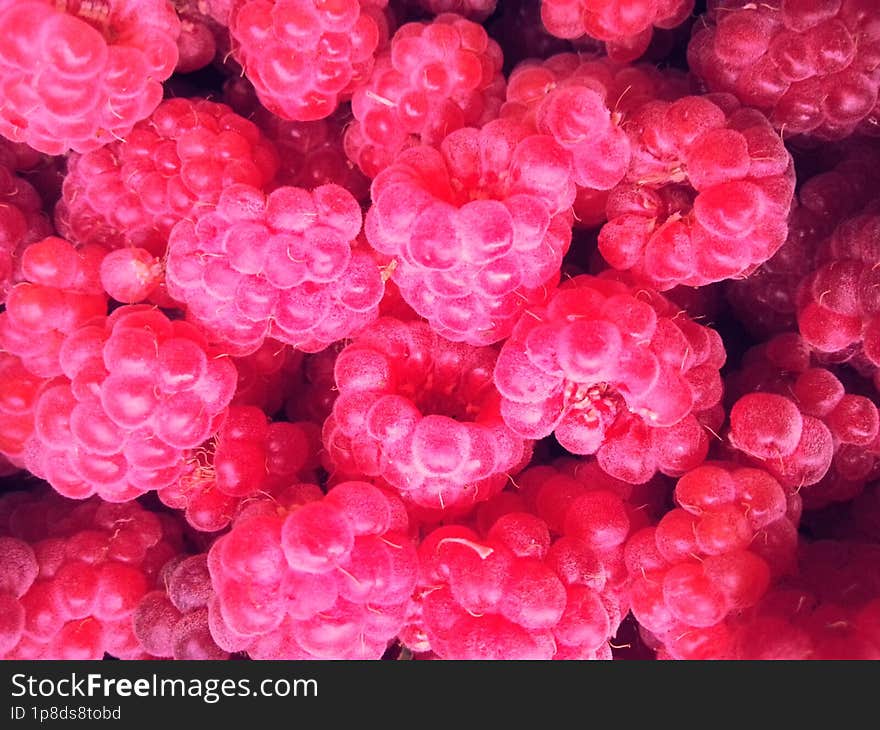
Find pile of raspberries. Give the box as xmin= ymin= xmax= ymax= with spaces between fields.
xmin=1 ymin=0 xmax=880 ymax=661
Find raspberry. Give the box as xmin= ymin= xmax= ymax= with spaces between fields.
xmin=158 ymin=405 xmax=319 ymax=531
xmin=0 ymin=352 xmax=54 ymax=467
xmin=405 ymin=460 xmax=655 ymax=659
xmin=540 ymin=0 xmax=695 ymax=62
xmin=725 ymin=333 xmax=880 ymax=509
xmin=627 ymin=461 xmax=798 ymax=658
xmin=56 ymin=98 xmax=280 ymax=256
xmin=24 ymin=305 xmax=237 ymax=502
xmin=173 ymin=0 xmax=229 ymax=74
xmin=167 ymin=182 xmax=384 ymax=355
xmin=322 ymin=317 xmax=530 ymax=512
xmin=0 ymin=237 xmax=107 ymax=378
xmin=0 ymin=488 xmax=183 ymax=659
xmin=229 ymin=0 xmax=391 ymax=122
xmin=688 ymin=0 xmax=880 ymax=140
xmin=207 ymin=481 xmax=417 ymax=659
xmin=494 ymin=274 xmax=725 ymax=484
xmin=0 ymin=0 xmax=181 ymax=155
xmin=344 ymin=14 xmax=506 ymax=177
xmin=597 ymin=94 xmax=795 ymax=289
xmin=365 ymin=118 xmax=576 ymax=345
xmin=407 ymin=0 xmax=496 ymax=22
xmin=231 ymin=339 xmax=303 ymax=415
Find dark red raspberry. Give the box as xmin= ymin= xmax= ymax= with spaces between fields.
xmin=344 ymin=13 xmax=505 ymax=177
xmin=166 ymin=182 xmax=385 ymax=355
xmin=494 ymin=273 xmax=725 ymax=484
xmin=0 ymin=0 xmax=180 ymax=155
xmin=229 ymin=0 xmax=391 ymax=122
xmin=689 ymin=0 xmax=880 ymax=140
xmin=57 ymin=98 xmax=279 ymax=256
xmin=323 ymin=317 xmax=530 ymax=512
xmin=540 ymin=0 xmax=695 ymax=62
xmin=365 ymin=118 xmax=575 ymax=345
xmin=407 ymin=0 xmax=496 ymax=21
xmin=627 ymin=461 xmax=800 ymax=659
xmin=25 ymin=305 xmax=237 ymax=502
xmin=597 ymin=94 xmax=795 ymax=289
xmin=207 ymin=481 xmax=418 ymax=659
xmin=0 ymin=488 xmax=183 ymax=660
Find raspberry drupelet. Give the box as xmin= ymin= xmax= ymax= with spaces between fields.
xmin=494 ymin=273 xmax=725 ymax=485
xmin=364 ymin=117 xmax=576 ymax=346
xmin=0 ymin=0 xmax=181 ymax=155
xmin=322 ymin=317 xmax=531 ymax=513
xmin=688 ymin=0 xmax=880 ymax=140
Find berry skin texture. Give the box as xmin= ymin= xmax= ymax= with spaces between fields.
xmin=365 ymin=118 xmax=576 ymax=345
xmin=229 ymin=0 xmax=391 ymax=122
xmin=57 ymin=98 xmax=280 ymax=256
xmin=0 ymin=0 xmax=181 ymax=155
xmin=494 ymin=273 xmax=725 ymax=484
xmin=597 ymin=94 xmax=796 ymax=290
xmin=207 ymin=482 xmax=418 ymax=659
xmin=166 ymin=182 xmax=385 ymax=355
xmin=24 ymin=305 xmax=237 ymax=502
xmin=323 ymin=318 xmax=530 ymax=512
xmin=345 ymin=13 xmax=506 ymax=177
xmin=688 ymin=0 xmax=880 ymax=140
xmin=540 ymin=0 xmax=695 ymax=62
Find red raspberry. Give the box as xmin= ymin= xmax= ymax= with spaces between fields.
xmin=688 ymin=0 xmax=880 ymax=140
xmin=158 ymin=405 xmax=320 ymax=532
xmin=166 ymin=183 xmax=384 ymax=355
xmin=173 ymin=0 xmax=229 ymax=74
xmin=0 ymin=352 xmax=53 ymax=468
xmin=229 ymin=0 xmax=391 ymax=122
xmin=597 ymin=94 xmax=795 ymax=289
xmin=726 ymin=333 xmax=880 ymax=508
xmin=494 ymin=273 xmax=725 ymax=484
xmin=405 ymin=459 xmax=659 ymax=659
xmin=540 ymin=0 xmax=695 ymax=62
xmin=365 ymin=118 xmax=576 ymax=345
xmin=56 ymin=98 xmax=279 ymax=256
xmin=322 ymin=318 xmax=530 ymax=512
xmin=231 ymin=339 xmax=303 ymax=415
xmin=627 ymin=462 xmax=799 ymax=659
xmin=134 ymin=555 xmax=228 ymax=659
xmin=0 ymin=237 xmax=106 ymax=378
xmin=207 ymin=481 xmax=418 ymax=659
xmin=0 ymin=488 xmax=183 ymax=660
xmin=502 ymin=53 xmax=688 ymax=227
xmin=24 ymin=305 xmax=237 ymax=502
xmin=0 ymin=0 xmax=180 ymax=155
xmin=344 ymin=14 xmax=506 ymax=177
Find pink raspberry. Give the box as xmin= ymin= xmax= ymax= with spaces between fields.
xmin=24 ymin=305 xmax=237 ymax=502
xmin=725 ymin=333 xmax=880 ymax=509
xmin=166 ymin=183 xmax=385 ymax=355
xmin=494 ymin=273 xmax=725 ymax=485
xmin=206 ymin=481 xmax=418 ymax=659
xmin=344 ymin=13 xmax=506 ymax=177
xmin=322 ymin=317 xmax=530 ymax=512
xmin=0 ymin=488 xmax=183 ymax=660
xmin=689 ymin=0 xmax=880 ymax=140
xmin=540 ymin=0 xmax=695 ymax=62
xmin=0 ymin=237 xmax=106 ymax=378
xmin=229 ymin=0 xmax=391 ymax=122
xmin=56 ymin=98 xmax=279 ymax=256
xmin=597 ymin=94 xmax=795 ymax=289
xmin=158 ymin=405 xmax=320 ymax=532
xmin=365 ymin=118 xmax=576 ymax=345
xmin=0 ymin=0 xmax=180 ymax=155
xmin=405 ymin=459 xmax=659 ymax=659
xmin=627 ymin=462 xmax=800 ymax=659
